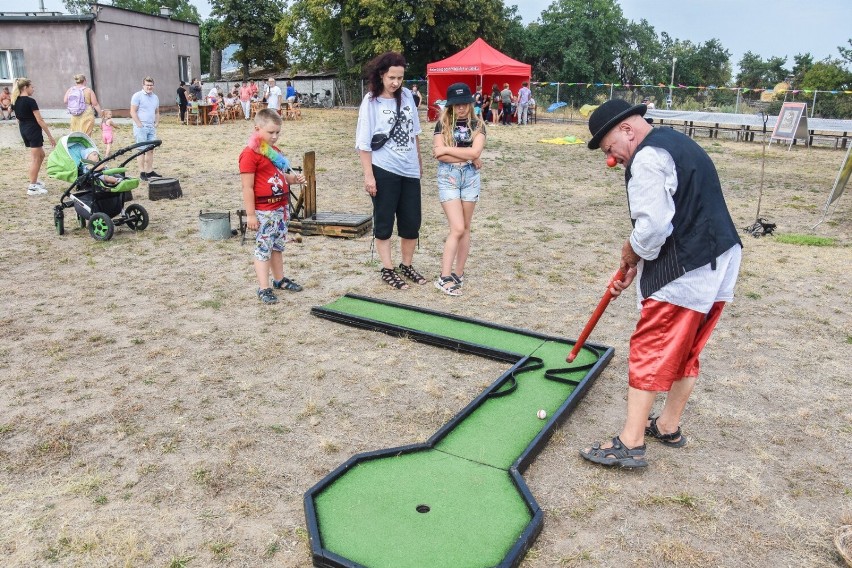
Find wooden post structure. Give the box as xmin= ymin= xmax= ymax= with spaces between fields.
xmin=302 ymin=151 xmax=317 ymax=218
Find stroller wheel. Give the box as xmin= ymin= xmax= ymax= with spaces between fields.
xmin=54 ymin=206 xmax=65 ymax=236
xmin=88 ymin=212 xmax=114 ymax=241
xmin=125 ymin=204 xmax=149 ymax=231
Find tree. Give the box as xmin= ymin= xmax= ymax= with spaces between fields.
xmin=64 ymin=0 xmax=200 ymax=22
xmin=279 ymin=0 xmax=508 ymax=77
xmin=801 ymin=60 xmax=851 ymax=91
xmin=200 ymin=19 xmax=229 ymax=79
xmin=838 ymin=38 xmax=852 ymax=66
xmin=615 ymin=19 xmax=664 ymax=87
xmin=790 ymin=53 xmax=814 ymax=87
xmin=736 ymin=52 xmax=789 ymax=88
xmin=527 ymin=0 xmax=625 ymax=83
xmin=210 ymin=0 xmax=287 ymax=79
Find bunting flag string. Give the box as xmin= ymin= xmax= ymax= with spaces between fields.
xmin=531 ymin=81 xmax=852 ymax=96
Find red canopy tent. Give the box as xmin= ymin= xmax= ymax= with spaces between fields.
xmin=426 ymin=38 xmax=532 ymax=121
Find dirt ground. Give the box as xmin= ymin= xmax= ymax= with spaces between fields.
xmin=0 ymin=108 xmax=850 ymax=568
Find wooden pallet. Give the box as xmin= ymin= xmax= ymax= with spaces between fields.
xmin=289 ymin=212 xmax=372 ymax=238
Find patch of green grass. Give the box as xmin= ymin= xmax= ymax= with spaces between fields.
xmin=774 ymin=234 xmax=835 ymax=246
xmin=209 ymin=540 xmax=234 ymax=560
xmin=745 ymin=291 xmax=761 ymax=300
xmin=168 ymin=556 xmax=193 ymax=568
xmin=199 ymin=299 xmax=222 ymax=309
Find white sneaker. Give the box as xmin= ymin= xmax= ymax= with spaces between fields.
xmin=35 ymin=180 xmax=46 ymax=188
xmin=27 ymin=184 xmax=47 ymax=196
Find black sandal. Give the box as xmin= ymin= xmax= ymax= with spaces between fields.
xmin=398 ymin=263 xmax=427 ymax=285
xmin=579 ymin=436 xmax=648 ymax=468
xmin=381 ymin=267 xmax=409 ymax=290
xmin=645 ymin=415 xmax=688 ymax=447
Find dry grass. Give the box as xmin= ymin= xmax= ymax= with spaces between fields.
xmin=0 ymin=109 xmax=850 ymax=567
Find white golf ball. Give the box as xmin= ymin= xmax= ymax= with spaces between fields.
xmin=537 ymin=409 xmax=547 ymax=420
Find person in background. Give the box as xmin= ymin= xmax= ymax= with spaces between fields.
xmin=473 ymin=86 xmax=483 ymax=118
xmin=500 ymin=83 xmax=513 ymax=125
xmin=490 ymin=84 xmax=500 ymax=126
xmin=189 ymin=78 xmax=202 ymax=103
xmin=285 ymin=80 xmax=297 ymax=104
xmin=411 ymin=84 xmax=422 ymax=109
xmin=642 ymin=96 xmax=656 ymax=110
xmin=355 ymin=51 xmax=425 ymax=290
xmin=64 ymin=74 xmax=102 ymax=136
xmin=11 ymin=77 xmax=55 ymax=195
xmin=578 ymin=99 xmax=742 ymax=469
xmin=239 ymin=81 xmax=253 ymax=120
xmin=481 ymin=87 xmax=492 ymax=123
xmin=129 ymin=76 xmax=160 ymax=181
xmin=517 ymin=81 xmax=532 ymax=125
xmin=265 ymin=78 xmax=282 ymax=114
xmin=432 ymin=82 xmax=487 ymax=296
xmin=249 ymin=79 xmax=259 ymax=100
xmin=0 ymin=86 xmax=12 ymax=120
xmin=177 ymin=80 xmax=189 ymax=124
xmin=100 ymin=109 xmax=114 ymax=156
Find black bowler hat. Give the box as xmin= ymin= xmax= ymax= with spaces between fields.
xmin=587 ymin=99 xmax=647 ymax=149
xmin=445 ymin=82 xmax=474 ymax=105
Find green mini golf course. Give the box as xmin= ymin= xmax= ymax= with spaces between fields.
xmin=305 ymin=294 xmax=614 ymax=568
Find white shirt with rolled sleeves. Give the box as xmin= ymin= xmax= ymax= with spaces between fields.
xmin=355 ymin=87 xmax=422 ymax=179
xmin=628 ymin=145 xmax=741 ymax=313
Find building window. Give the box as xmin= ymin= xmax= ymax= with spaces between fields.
xmin=0 ymin=50 xmax=26 ymax=82
xmin=179 ymin=56 xmax=190 ymax=83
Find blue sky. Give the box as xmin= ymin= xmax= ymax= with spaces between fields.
xmin=31 ymin=0 xmax=852 ymax=72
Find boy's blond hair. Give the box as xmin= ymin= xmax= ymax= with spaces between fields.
xmin=255 ymin=108 xmax=282 ymax=126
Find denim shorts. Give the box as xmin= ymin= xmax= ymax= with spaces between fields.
xmin=437 ymin=162 xmax=480 ymax=203
xmin=133 ymin=124 xmax=157 ymax=144
xmin=254 ymin=208 xmax=288 ymax=261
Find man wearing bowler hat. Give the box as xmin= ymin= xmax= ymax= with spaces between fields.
xmin=578 ymin=99 xmax=742 ymax=468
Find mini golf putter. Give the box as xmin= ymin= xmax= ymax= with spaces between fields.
xmin=305 ymin=294 xmax=613 ymax=568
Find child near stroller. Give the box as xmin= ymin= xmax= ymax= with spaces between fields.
xmin=47 ymin=132 xmax=160 ymax=240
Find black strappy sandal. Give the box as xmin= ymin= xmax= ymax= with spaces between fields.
xmin=381 ymin=267 xmax=409 ymax=290
xmin=645 ymin=415 xmax=688 ymax=447
xmin=398 ymin=263 xmax=427 ymax=285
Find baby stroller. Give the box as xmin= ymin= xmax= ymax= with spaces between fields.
xmin=47 ymin=132 xmax=161 ymax=241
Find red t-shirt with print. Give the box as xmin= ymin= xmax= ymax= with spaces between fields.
xmin=239 ymin=146 xmax=290 ymax=212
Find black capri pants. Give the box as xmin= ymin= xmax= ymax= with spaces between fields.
xmin=371 ymin=164 xmax=421 ymax=240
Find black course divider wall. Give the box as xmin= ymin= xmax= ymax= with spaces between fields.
xmin=305 ymin=294 xmax=614 ymax=568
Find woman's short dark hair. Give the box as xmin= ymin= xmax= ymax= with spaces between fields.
xmin=365 ymin=51 xmax=407 ymax=99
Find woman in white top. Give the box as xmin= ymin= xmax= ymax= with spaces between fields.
xmin=355 ymin=51 xmax=424 ymax=290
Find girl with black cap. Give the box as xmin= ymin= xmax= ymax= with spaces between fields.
xmin=432 ymin=82 xmax=487 ymax=296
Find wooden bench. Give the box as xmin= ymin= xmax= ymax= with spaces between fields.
xmin=808 ymin=129 xmax=849 ymax=149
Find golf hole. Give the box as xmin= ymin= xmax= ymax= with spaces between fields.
xmin=416 ymin=504 xmax=430 ymax=514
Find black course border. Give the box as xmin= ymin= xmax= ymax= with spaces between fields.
xmin=304 ymin=294 xmax=614 ymax=568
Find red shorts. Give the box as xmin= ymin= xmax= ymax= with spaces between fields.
xmin=628 ymin=299 xmax=726 ymax=391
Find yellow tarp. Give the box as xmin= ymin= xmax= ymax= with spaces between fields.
xmin=579 ymin=104 xmax=599 ymax=117
xmin=538 ymin=135 xmax=585 ymax=145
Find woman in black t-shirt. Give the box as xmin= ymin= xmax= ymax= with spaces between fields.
xmin=432 ymin=82 xmax=487 ymax=296
xmin=12 ymin=78 xmax=55 ymax=196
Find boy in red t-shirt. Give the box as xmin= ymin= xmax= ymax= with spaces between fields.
xmin=239 ymin=108 xmax=306 ymax=304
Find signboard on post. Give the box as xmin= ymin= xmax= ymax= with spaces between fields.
xmin=770 ymin=102 xmax=809 ymax=149
xmin=814 ymin=144 xmax=852 ymax=228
